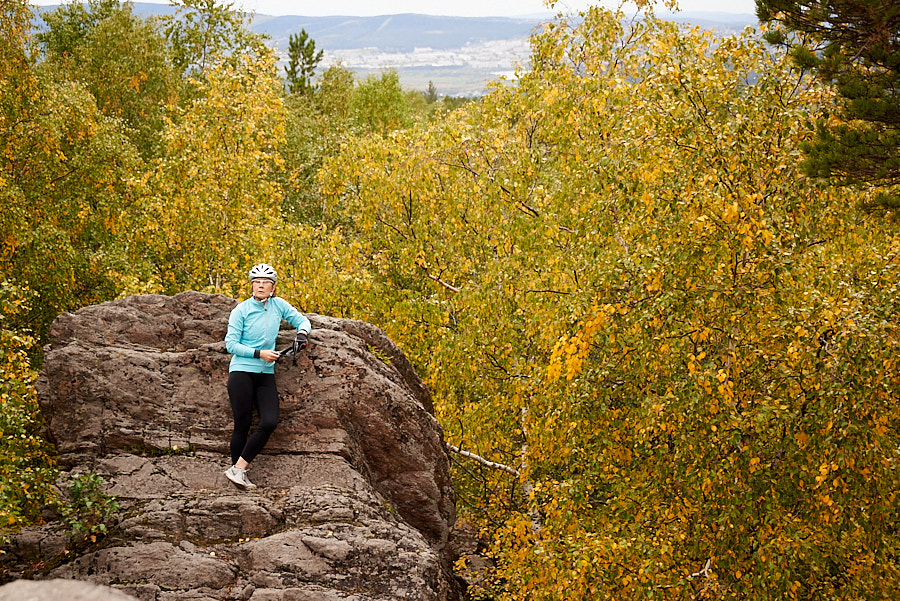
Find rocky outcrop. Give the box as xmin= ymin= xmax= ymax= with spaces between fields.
xmin=2 ymin=292 xmax=457 ymax=601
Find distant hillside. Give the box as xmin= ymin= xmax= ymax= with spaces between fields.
xmin=32 ymin=3 xmax=758 ymax=96
xmin=250 ymin=13 xmax=544 ymax=52
xmin=35 ymin=4 xmax=756 ymax=51
xmin=664 ymin=11 xmax=757 ymax=31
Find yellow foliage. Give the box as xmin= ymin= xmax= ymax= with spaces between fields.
xmin=124 ymin=54 xmax=287 ymax=296
xmin=317 ymin=3 xmax=900 ymax=599
xmin=5 ymin=0 xmax=900 ymax=596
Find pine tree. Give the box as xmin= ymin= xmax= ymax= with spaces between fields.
xmin=757 ymin=0 xmax=900 ymax=209
xmin=425 ymin=80 xmax=438 ymax=104
xmin=285 ymin=29 xmax=324 ymax=94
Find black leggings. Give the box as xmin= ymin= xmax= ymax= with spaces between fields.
xmin=227 ymin=371 xmax=279 ymax=465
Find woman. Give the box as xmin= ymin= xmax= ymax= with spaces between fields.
xmin=224 ymin=263 xmax=310 ymax=489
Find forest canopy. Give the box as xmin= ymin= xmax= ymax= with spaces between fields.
xmin=1 ymin=0 xmax=898 ymax=598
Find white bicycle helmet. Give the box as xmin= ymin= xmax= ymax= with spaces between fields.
xmin=248 ymin=263 xmax=277 ymax=283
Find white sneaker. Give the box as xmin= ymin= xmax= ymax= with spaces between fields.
xmin=225 ymin=466 xmax=257 ymax=490
xmin=240 ymin=470 xmax=257 ymax=489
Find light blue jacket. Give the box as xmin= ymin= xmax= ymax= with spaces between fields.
xmin=225 ymin=296 xmax=311 ymax=374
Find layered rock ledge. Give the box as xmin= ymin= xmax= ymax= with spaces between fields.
xmin=1 ymin=292 xmax=457 ymax=601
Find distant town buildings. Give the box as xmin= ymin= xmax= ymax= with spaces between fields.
xmin=274 ymin=38 xmax=531 ymax=96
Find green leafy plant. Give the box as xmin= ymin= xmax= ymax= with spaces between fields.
xmin=58 ymin=474 xmax=119 ymax=542
xmin=757 ymin=0 xmax=900 ymax=210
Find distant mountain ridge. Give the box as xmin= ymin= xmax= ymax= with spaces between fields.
xmin=36 ymin=3 xmax=757 ymax=53
xmin=32 ymin=3 xmax=758 ymax=96
xmin=250 ymin=13 xmax=544 ymax=52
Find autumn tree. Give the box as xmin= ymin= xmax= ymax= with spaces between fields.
xmin=349 ymin=69 xmax=413 ymax=134
xmin=0 ymin=0 xmax=57 ymax=537
xmin=125 ymin=52 xmax=287 ymax=296
xmin=37 ymin=0 xmax=180 ymax=156
xmin=320 ymin=3 xmax=900 ymax=598
xmin=2 ymin=0 xmax=139 ymax=344
xmin=284 ymin=28 xmax=323 ymax=94
xmin=161 ymin=0 xmax=267 ymax=75
xmin=757 ymin=0 xmax=900 ymax=209
xmin=0 ymin=283 xmax=55 ymax=537
xmin=0 ymin=0 xmax=98 ymax=537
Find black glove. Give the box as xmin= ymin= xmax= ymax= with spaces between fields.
xmin=292 ymin=332 xmax=308 ymax=354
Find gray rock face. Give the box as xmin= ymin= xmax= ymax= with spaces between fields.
xmin=3 ymin=292 xmax=456 ymax=601
xmin=0 ymin=579 xmax=140 ymax=601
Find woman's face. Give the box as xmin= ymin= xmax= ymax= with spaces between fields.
xmin=252 ymin=278 xmax=275 ymax=300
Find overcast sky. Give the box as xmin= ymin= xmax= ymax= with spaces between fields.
xmin=31 ymin=0 xmax=759 ymax=17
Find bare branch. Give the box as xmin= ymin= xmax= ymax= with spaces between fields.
xmin=445 ymin=442 xmax=520 ymax=477
xmin=690 ymin=558 xmax=712 ymax=579
xmin=425 ymin=272 xmax=461 ymax=293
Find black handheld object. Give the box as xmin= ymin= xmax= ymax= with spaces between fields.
xmin=276 ymin=331 xmax=309 ymax=360
xmin=293 ymin=331 xmax=309 ymax=353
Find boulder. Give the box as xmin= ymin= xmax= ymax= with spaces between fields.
xmin=2 ymin=292 xmax=457 ymax=601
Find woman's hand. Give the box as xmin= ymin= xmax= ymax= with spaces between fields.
xmin=293 ymin=332 xmax=308 ymax=353
xmin=259 ymin=349 xmax=280 ymax=363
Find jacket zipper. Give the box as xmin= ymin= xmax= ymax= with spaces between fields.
xmin=263 ymin=298 xmax=271 ymax=351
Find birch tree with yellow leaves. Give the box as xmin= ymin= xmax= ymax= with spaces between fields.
xmin=126 ymin=53 xmax=287 ymax=296
xmin=2 ymin=0 xmax=899 ymax=595
xmin=1 ymin=0 xmax=139 ymax=343
xmin=320 ymin=2 xmax=900 ymax=598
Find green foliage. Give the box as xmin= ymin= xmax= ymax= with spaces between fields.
xmin=37 ymin=0 xmax=180 ymax=156
xmin=435 ymin=94 xmax=472 ymax=113
xmin=315 ymin=64 xmax=355 ymax=117
xmin=58 ymin=473 xmax=119 ymax=542
xmin=284 ymin=28 xmax=323 ymax=94
xmin=349 ymin=69 xmax=413 ymax=134
xmin=277 ymin=67 xmax=353 ymax=224
xmin=419 ymin=81 xmax=473 ymax=115
xmin=278 ymin=65 xmax=439 ymax=225
xmin=36 ymin=0 xmax=122 ymax=58
xmin=0 ymin=283 xmax=56 ymax=538
xmin=425 ymin=80 xmax=438 ymax=104
xmin=161 ymin=0 xmax=268 ymax=75
xmin=757 ymin=0 xmax=900 ymax=209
